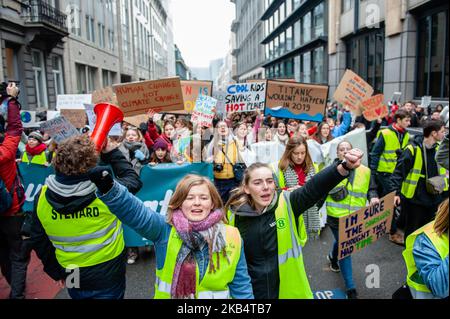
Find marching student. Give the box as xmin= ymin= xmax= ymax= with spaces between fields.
xmin=24 ymin=135 xmax=141 ymax=299
xmin=224 ymin=147 xmax=364 ymax=299
xmin=20 ymin=131 xmax=48 ymax=166
xmin=88 ymin=172 xmax=254 ymax=299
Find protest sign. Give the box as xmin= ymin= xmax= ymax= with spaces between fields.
xmin=421 ymin=96 xmax=432 ymax=107
xmin=56 ymin=94 xmax=91 ymax=110
xmin=180 ymin=80 xmax=213 ymax=113
xmin=113 ymin=77 xmax=184 ymax=116
xmin=391 ymin=92 xmax=402 ymax=104
xmin=92 ymin=87 xmax=118 ymax=105
xmin=39 ymin=116 xmax=80 ymax=144
xmin=123 ymin=114 xmax=149 ymax=128
xmin=191 ymin=94 xmax=217 ymax=128
xmin=361 ymin=94 xmax=389 ymax=121
xmin=264 ymin=80 xmax=329 ymax=122
xmin=85 ymin=104 xmax=121 ymax=136
xmin=18 ymin=163 xmax=54 ymax=212
xmin=213 ymin=90 xmax=227 ymax=118
xmin=46 ymin=111 xmax=60 ymax=121
xmin=225 ymin=82 xmax=266 ymax=113
xmin=20 ymin=111 xmax=37 ymax=128
xmin=338 ymin=192 xmax=395 ymax=260
xmin=60 ymin=109 xmax=87 ymax=129
xmin=333 ymin=70 xmax=374 ymax=115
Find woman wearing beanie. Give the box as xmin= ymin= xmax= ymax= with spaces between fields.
xmin=21 ymin=131 xmax=48 ymax=165
xmin=149 ymin=138 xmax=172 ymax=165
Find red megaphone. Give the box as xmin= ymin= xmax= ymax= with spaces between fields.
xmin=90 ymin=103 xmax=124 ymax=151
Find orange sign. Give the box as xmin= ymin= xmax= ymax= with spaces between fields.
xmin=92 ymin=87 xmax=118 ymax=105
xmin=113 ymin=78 xmax=184 ymax=117
xmin=60 ymin=109 xmax=87 ymax=129
xmin=361 ymin=94 xmax=388 ymax=121
xmin=333 ymin=70 xmax=374 ymax=115
xmin=180 ymin=80 xmax=213 ymax=113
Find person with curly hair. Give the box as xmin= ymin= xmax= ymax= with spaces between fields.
xmin=23 ymin=135 xmax=141 ymax=299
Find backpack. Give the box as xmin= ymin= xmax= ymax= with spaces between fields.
xmin=0 ymin=167 xmax=25 ymax=215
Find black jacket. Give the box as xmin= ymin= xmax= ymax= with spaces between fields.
xmin=389 ymin=135 xmax=448 ymax=206
xmin=230 ymin=163 xmax=347 ymax=299
xmin=23 ymin=148 xmax=142 ymax=290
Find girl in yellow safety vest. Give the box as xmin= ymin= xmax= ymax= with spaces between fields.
xmin=402 ymin=198 xmax=449 ymax=299
xmin=224 ymin=147 xmax=364 ymax=299
xmin=20 ymin=131 xmax=49 ymax=166
xmin=90 ymin=171 xmax=254 ymax=299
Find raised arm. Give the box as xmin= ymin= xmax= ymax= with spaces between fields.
xmin=88 ymin=167 xmax=168 ymax=243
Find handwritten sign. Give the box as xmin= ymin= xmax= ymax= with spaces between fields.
xmin=56 ymin=94 xmax=91 ymax=110
xmin=40 ymin=116 xmax=80 ymax=144
xmin=92 ymin=87 xmax=118 ymax=105
xmin=264 ymin=80 xmax=329 ymax=122
xmin=333 ymin=70 xmax=374 ymax=114
xmin=213 ymin=90 xmax=227 ymax=117
xmin=361 ymin=94 xmax=388 ymax=121
xmin=191 ymin=95 xmax=217 ymax=128
xmin=421 ymin=96 xmax=432 ymax=107
xmin=180 ymin=80 xmax=213 ymax=113
xmin=338 ymin=192 xmax=395 ymax=260
xmin=225 ymin=82 xmax=266 ymax=113
xmin=123 ymin=114 xmax=149 ymax=128
xmin=60 ymin=109 xmax=87 ymax=129
xmin=113 ymin=78 xmax=184 ymax=116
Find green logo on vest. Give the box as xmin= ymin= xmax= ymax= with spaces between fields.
xmin=277 ymin=218 xmax=287 ymax=229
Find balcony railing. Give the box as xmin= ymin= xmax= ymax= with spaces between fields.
xmin=23 ymin=0 xmax=68 ymax=32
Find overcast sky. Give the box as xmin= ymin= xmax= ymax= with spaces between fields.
xmin=170 ymin=0 xmax=235 ymax=68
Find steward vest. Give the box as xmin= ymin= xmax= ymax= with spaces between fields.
xmin=227 ymin=192 xmax=314 ymax=299
xmin=22 ymin=151 xmax=47 ymax=165
xmin=154 ymin=224 xmax=241 ymax=299
xmin=376 ymin=129 xmax=410 ymax=173
xmin=270 ymin=162 xmax=320 ymax=247
xmin=36 ymin=186 xmax=124 ymax=268
xmin=401 ymin=145 xmax=449 ymax=199
xmin=403 ymin=221 xmax=449 ymax=299
xmin=326 ymin=165 xmax=371 ymax=218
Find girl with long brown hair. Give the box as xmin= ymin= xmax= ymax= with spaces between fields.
xmin=90 ymin=172 xmax=254 ymax=299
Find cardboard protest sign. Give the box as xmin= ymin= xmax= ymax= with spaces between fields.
xmin=92 ymin=87 xmax=118 ymax=105
xmin=56 ymin=94 xmax=91 ymax=110
xmin=113 ymin=77 xmax=184 ymax=116
xmin=421 ymin=96 xmax=432 ymax=107
xmin=225 ymin=82 xmax=266 ymax=113
xmin=20 ymin=111 xmax=37 ymax=128
xmin=333 ymin=70 xmax=374 ymax=115
xmin=123 ymin=114 xmax=149 ymax=128
xmin=85 ymin=104 xmax=122 ymax=136
xmin=264 ymin=80 xmax=329 ymax=122
xmin=40 ymin=116 xmax=80 ymax=144
xmin=60 ymin=109 xmax=87 ymax=129
xmin=361 ymin=94 xmax=389 ymax=121
xmin=180 ymin=80 xmax=213 ymax=113
xmin=213 ymin=90 xmax=227 ymax=117
xmin=46 ymin=111 xmax=60 ymax=121
xmin=191 ymin=94 xmax=217 ymax=128
xmin=338 ymin=192 xmax=395 ymax=260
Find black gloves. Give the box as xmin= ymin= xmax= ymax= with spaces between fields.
xmin=139 ymin=122 xmax=148 ymax=135
xmin=88 ymin=166 xmax=114 ymax=194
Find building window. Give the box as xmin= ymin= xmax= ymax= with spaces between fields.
xmin=416 ymin=10 xmax=449 ymax=98
xmin=76 ymin=63 xmax=96 ymax=94
xmin=346 ymin=29 xmax=385 ymax=93
xmin=52 ymin=56 xmax=65 ymax=96
xmin=294 ymin=20 xmax=301 ymax=48
xmin=302 ymin=12 xmax=311 ymax=45
xmin=286 ymin=26 xmax=293 ymax=51
xmin=293 ymin=0 xmax=301 ymax=10
xmin=31 ymin=50 xmax=48 ymax=108
xmin=301 ymin=51 xmax=311 ymax=83
xmin=86 ymin=15 xmax=95 ymax=42
xmin=5 ymin=45 xmax=19 ymax=82
xmin=313 ymin=2 xmax=324 ymax=38
xmin=312 ymin=46 xmax=325 ymax=83
xmin=98 ymin=23 xmax=105 ymax=48
xmin=102 ymin=70 xmax=113 ymax=87
xmin=342 ymin=0 xmax=353 ymax=13
xmin=108 ymin=30 xmax=115 ymax=51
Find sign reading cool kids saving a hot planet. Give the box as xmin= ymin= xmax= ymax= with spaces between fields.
xmin=264 ymin=80 xmax=329 ymax=122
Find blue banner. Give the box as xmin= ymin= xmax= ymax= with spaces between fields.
xmin=18 ymin=162 xmax=213 ymax=247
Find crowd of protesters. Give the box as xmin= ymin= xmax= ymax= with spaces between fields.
xmin=1 ymin=82 xmax=448 ymax=300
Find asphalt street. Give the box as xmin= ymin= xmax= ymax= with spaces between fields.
xmin=56 ymin=225 xmax=406 ymax=299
